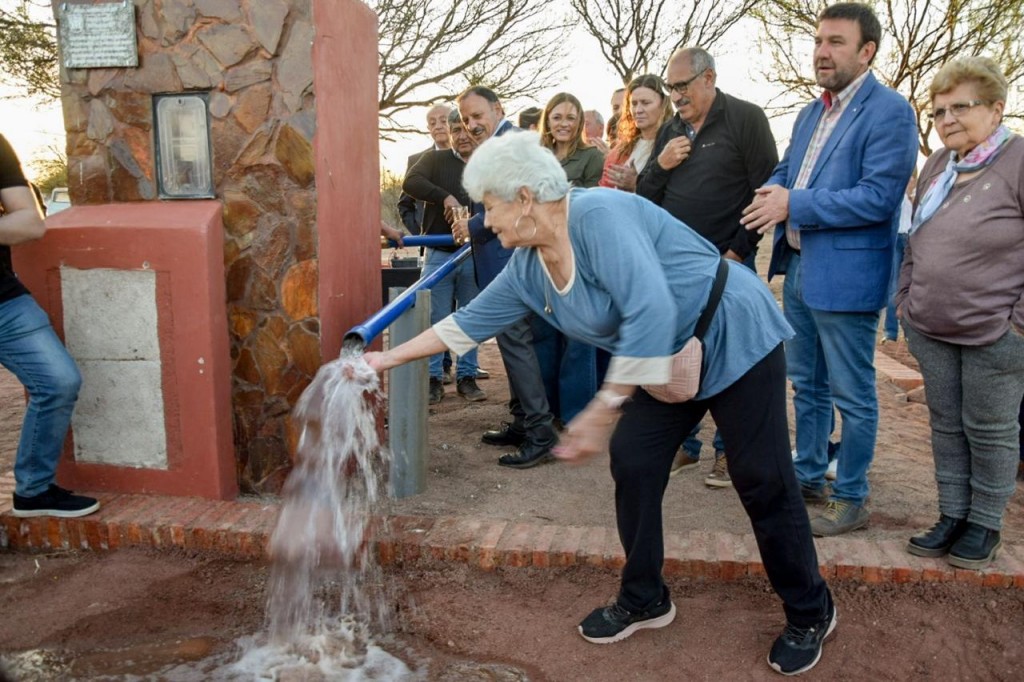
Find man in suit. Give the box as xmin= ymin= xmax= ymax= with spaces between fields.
xmin=741 ymin=2 xmax=917 ymax=536
xmin=452 ymin=86 xmax=557 ymax=469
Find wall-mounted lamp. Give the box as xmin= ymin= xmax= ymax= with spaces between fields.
xmin=154 ymin=93 xmax=214 ymax=199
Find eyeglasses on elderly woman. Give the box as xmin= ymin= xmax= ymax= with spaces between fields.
xmin=928 ymin=99 xmax=987 ymax=121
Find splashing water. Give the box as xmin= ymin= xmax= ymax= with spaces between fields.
xmin=228 ymin=341 xmax=413 ymax=679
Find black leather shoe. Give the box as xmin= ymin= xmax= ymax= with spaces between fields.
xmin=482 ymin=422 xmax=526 ymax=447
xmin=947 ymin=522 xmax=1001 ymax=570
xmin=498 ymin=440 xmax=555 ymax=469
xmin=906 ymin=515 xmax=968 ymax=558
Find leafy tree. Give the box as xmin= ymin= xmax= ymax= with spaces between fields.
xmin=754 ymin=0 xmax=1024 ymax=155
xmin=0 ymin=1 xmax=59 ymax=101
xmin=568 ymin=0 xmax=758 ymax=85
xmin=373 ymin=0 xmax=567 ymax=138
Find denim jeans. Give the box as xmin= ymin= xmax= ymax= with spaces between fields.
xmin=783 ymin=254 xmax=880 ymax=505
xmin=0 ymin=295 xmax=82 ymax=497
xmin=883 ymin=233 xmax=908 ymax=340
xmin=422 ymin=248 xmax=480 ymax=380
xmin=530 ymin=316 xmax=598 ymax=423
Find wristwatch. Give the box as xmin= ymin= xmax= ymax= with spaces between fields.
xmin=594 ymin=389 xmax=629 ymax=411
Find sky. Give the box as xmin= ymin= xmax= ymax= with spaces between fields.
xmin=0 ymin=13 xmax=805 ymax=182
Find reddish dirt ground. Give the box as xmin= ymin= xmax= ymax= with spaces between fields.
xmin=1 ymin=549 xmax=1023 ymax=680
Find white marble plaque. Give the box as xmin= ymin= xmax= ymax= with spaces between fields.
xmin=58 ymin=1 xmax=139 ymax=69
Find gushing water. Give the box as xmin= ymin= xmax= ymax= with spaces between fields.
xmin=228 ymin=341 xmax=413 ymax=679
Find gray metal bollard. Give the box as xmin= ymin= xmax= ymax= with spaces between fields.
xmin=387 ymin=287 xmax=429 ymax=498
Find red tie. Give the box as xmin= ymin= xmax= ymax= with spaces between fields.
xmin=822 ymin=91 xmax=833 ymax=109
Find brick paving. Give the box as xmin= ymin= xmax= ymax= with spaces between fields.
xmin=2 ymin=353 xmax=1022 ymax=589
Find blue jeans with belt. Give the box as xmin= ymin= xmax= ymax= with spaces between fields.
xmin=0 ymin=294 xmax=82 ymax=497
xmin=784 ymin=254 xmax=880 ymax=505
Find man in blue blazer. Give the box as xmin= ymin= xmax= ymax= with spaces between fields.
xmin=742 ymin=3 xmax=917 ymax=538
xmin=453 ymin=86 xmax=557 ymax=469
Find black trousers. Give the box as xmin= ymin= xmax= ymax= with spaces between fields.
xmin=610 ymin=344 xmax=829 ymax=627
xmin=495 ymin=316 xmax=556 ymax=442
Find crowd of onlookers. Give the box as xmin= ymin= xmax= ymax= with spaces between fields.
xmin=378 ymin=4 xmax=1020 ymax=671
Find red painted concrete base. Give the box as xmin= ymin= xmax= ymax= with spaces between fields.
xmin=12 ymin=202 xmax=237 ymax=500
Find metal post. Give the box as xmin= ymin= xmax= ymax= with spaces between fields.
xmin=387 ymin=287 xmax=429 ymax=498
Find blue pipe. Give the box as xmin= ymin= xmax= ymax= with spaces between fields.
xmin=344 ymin=243 xmax=472 ymax=347
xmin=387 ymin=234 xmax=456 ymax=248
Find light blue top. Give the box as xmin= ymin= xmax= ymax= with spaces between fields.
xmin=435 ymin=188 xmax=793 ymax=399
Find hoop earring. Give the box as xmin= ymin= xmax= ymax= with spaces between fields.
xmin=513 ymin=213 xmax=538 ymax=241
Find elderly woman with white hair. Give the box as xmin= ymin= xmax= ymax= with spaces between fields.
xmin=365 ymin=132 xmax=834 ymax=676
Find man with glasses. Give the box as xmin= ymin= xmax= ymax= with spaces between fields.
xmin=637 ymin=47 xmax=778 ymax=487
xmin=741 ymin=3 xmax=918 ymax=537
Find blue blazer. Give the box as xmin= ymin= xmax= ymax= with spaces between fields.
xmin=468 ymin=119 xmax=517 ymax=287
xmin=766 ymin=72 xmax=918 ymax=312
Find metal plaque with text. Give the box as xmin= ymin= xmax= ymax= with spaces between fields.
xmin=58 ymin=1 xmax=139 ymax=69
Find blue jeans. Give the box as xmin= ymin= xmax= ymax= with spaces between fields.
xmin=422 ymin=248 xmax=480 ymax=380
xmin=783 ymin=254 xmax=880 ymax=505
xmin=530 ymin=316 xmax=598 ymax=423
xmin=0 ymin=295 xmax=82 ymax=497
xmin=883 ymin=233 xmax=908 ymax=340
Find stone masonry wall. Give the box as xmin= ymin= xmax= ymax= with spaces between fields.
xmin=59 ymin=0 xmax=322 ymax=493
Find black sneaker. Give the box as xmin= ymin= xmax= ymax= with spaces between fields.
xmin=13 ymin=484 xmax=100 ymax=518
xmin=578 ymin=594 xmax=676 ymax=644
xmin=767 ymin=599 xmax=837 ymax=675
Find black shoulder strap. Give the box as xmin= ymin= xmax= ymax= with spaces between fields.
xmin=693 ymin=258 xmax=729 ymax=341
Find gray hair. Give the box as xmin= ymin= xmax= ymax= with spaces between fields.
xmin=463 ymin=132 xmax=570 ymax=203
xmin=671 ymin=47 xmax=716 ymax=75
xmin=585 ymin=109 xmax=604 ymax=126
xmin=446 ymin=108 xmax=463 ymax=126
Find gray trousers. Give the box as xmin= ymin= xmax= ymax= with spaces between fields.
xmin=496 ymin=316 xmax=556 ymax=443
xmin=905 ymin=325 xmax=1024 ymax=530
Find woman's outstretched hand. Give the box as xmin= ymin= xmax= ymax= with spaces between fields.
xmin=363 ymin=351 xmax=388 ymax=373
xmin=554 ymin=402 xmax=619 ymax=463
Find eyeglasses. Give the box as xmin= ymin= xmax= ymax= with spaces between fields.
xmin=665 ymin=70 xmax=708 ymax=95
xmin=928 ymin=100 xmax=986 ymax=121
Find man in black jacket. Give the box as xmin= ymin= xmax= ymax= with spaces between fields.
xmin=637 ymin=47 xmax=779 ymax=486
xmin=403 ymin=110 xmax=486 ymax=405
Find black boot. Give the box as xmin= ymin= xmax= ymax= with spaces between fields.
xmin=947 ymin=522 xmax=1001 ymax=570
xmin=906 ymin=515 xmax=968 ymax=558
xmin=498 ymin=438 xmax=555 ymax=469
xmin=482 ymin=422 xmax=526 ymax=447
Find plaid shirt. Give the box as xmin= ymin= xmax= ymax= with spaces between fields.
xmin=786 ymin=70 xmax=871 ymax=250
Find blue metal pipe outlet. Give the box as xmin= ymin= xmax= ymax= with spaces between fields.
xmin=343 ymin=243 xmax=472 ymax=348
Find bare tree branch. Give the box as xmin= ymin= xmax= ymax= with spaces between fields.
xmin=374 ymin=0 xmax=569 ymax=139
xmin=0 ymin=1 xmax=60 ymax=102
xmin=569 ymin=0 xmax=758 ymax=84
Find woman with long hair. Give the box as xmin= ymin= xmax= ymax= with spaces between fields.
xmin=599 ymin=75 xmax=673 ymax=192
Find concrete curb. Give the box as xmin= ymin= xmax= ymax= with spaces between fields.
xmin=2 ymin=488 xmax=1022 ymax=589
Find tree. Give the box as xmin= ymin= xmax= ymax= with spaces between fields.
xmin=568 ymin=0 xmax=759 ymax=85
xmin=28 ymin=144 xmax=67 ymax=195
xmin=0 ymin=0 xmax=59 ymax=101
xmin=373 ymin=0 xmax=568 ymax=138
xmin=754 ymin=0 xmax=1024 ymax=155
